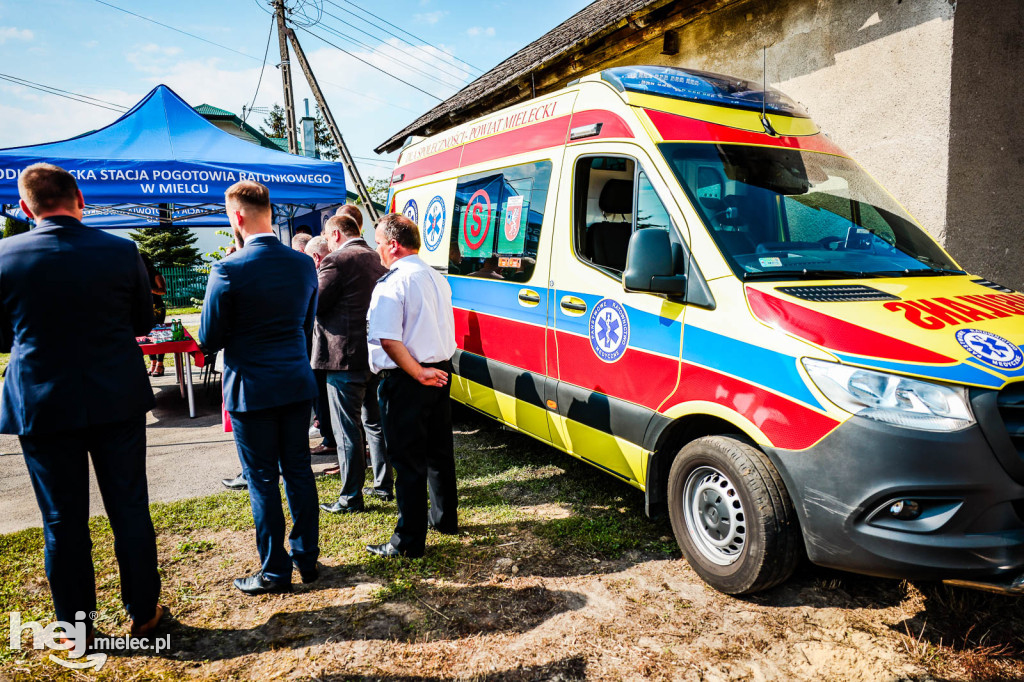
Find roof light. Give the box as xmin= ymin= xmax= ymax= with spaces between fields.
xmin=601 ymin=66 xmax=809 ymax=118
xmin=569 ymin=122 xmax=603 ymax=140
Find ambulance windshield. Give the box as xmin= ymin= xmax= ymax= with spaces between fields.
xmin=660 ymin=143 xmax=961 ymax=278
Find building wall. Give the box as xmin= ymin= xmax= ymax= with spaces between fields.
xmin=601 ymin=0 xmax=971 ymax=270
xmin=944 ymin=0 xmax=1024 ymax=291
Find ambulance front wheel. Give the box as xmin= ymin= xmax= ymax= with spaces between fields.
xmin=667 ymin=436 xmax=800 ymax=594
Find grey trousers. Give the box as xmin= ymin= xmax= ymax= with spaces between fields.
xmin=325 ymin=369 xmax=391 ymax=505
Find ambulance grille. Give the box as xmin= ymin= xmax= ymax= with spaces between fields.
xmin=775 ymin=285 xmax=900 ymax=302
xmin=972 ymin=278 xmax=1016 ymax=293
xmin=998 ymin=382 xmax=1024 ymax=457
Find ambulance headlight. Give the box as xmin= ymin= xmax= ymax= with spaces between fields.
xmin=801 ymin=359 xmax=974 ymax=432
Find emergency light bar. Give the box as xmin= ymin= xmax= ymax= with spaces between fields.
xmin=601 ymin=65 xmax=809 ymax=118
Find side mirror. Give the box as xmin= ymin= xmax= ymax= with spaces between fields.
xmin=622 ymin=229 xmax=686 ymax=295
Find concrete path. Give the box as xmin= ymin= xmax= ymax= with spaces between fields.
xmin=0 ymin=368 xmax=331 ymax=534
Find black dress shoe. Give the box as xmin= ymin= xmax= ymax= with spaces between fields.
xmin=221 ymin=473 xmax=248 ymax=490
xmin=233 ymin=571 xmax=292 ymax=595
xmin=320 ymin=500 xmax=364 ymax=514
xmin=293 ymin=561 xmax=320 ymax=584
xmin=366 ymin=542 xmax=421 ymax=558
xmin=428 ymin=522 xmax=459 ymax=535
xmin=362 ymin=487 xmax=395 ymax=501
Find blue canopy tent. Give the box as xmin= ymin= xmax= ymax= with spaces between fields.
xmin=0 ymin=84 xmax=346 ymax=229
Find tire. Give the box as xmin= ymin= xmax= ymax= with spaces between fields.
xmin=667 ymin=435 xmax=800 ymax=594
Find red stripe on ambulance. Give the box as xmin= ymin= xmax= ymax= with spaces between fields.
xmin=645 ymin=109 xmax=847 ymax=156
xmin=747 ymin=288 xmax=955 ymax=364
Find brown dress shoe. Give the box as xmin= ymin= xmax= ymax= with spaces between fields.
xmin=130 ymin=604 xmax=170 ymax=638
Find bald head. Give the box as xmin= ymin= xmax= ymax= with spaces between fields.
xmin=335 ymin=204 xmax=363 ymax=230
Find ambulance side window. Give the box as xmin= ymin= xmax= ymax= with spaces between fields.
xmin=573 ymin=156 xmax=636 ymax=274
xmin=449 ymin=160 xmax=552 ymax=282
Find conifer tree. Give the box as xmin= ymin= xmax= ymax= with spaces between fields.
xmin=130 ymin=225 xmax=203 ymax=268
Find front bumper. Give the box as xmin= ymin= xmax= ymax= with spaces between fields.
xmin=766 ymin=409 xmax=1024 ymax=584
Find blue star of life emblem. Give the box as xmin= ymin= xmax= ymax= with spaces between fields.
xmin=589 ymin=299 xmax=630 ymax=363
xmin=956 ymin=328 xmax=1024 ymax=370
xmin=423 ymin=196 xmax=445 ymax=251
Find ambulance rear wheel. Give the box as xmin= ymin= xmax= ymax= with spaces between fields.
xmin=667 ymin=436 xmax=800 ymax=594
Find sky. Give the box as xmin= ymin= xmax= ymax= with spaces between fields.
xmin=0 ymin=0 xmax=593 ymax=185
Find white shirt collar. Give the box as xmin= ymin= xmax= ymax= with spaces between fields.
xmin=244 ymin=232 xmax=276 ymax=245
xmin=389 ymin=253 xmax=423 ymax=270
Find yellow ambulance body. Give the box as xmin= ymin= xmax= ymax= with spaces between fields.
xmin=387 ymin=66 xmax=1024 ymax=595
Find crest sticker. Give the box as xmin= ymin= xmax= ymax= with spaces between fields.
xmin=423 ymin=196 xmax=446 ymax=252
xmin=402 ymin=198 xmax=418 ymax=225
xmin=589 ymin=299 xmax=630 ymax=363
xmin=955 ymin=328 xmax=1024 ymax=370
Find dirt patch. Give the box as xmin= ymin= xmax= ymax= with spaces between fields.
xmin=6 ymin=411 xmax=1024 ymax=680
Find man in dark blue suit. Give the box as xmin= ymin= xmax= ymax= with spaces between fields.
xmin=200 ymin=180 xmax=320 ymax=594
xmin=0 ymin=163 xmax=165 ymax=645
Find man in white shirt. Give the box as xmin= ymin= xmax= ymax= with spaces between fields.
xmin=366 ymin=213 xmax=458 ymax=558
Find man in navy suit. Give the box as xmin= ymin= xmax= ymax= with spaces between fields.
xmin=200 ymin=180 xmax=320 ymax=594
xmin=0 ymin=163 xmax=165 ymax=645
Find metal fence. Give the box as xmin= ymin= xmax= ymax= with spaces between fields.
xmin=158 ymin=266 xmax=209 ymax=308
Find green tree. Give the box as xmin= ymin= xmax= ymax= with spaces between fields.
xmin=313 ymin=107 xmax=339 ymax=161
xmin=129 ymin=225 xmax=204 ymax=268
xmin=260 ymin=104 xmax=287 ymax=138
xmin=2 ymin=217 xmax=30 ymax=238
xmin=354 ymin=176 xmax=389 ymax=208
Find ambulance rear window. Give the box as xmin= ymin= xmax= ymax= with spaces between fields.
xmin=602 ymin=66 xmax=809 ymax=118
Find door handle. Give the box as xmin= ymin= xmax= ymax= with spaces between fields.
xmin=517 ymin=289 xmax=541 ymax=306
xmin=560 ymin=296 xmax=587 ymax=315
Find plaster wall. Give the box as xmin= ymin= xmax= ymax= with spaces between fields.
xmin=603 ymin=0 xmax=956 ymax=250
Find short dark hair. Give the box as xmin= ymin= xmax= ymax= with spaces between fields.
xmin=224 ymin=180 xmax=271 ymax=213
xmin=335 ymin=203 xmax=363 ymax=229
xmin=375 ymin=213 xmax=420 ymax=251
xmin=325 ymin=214 xmax=360 ymax=238
xmin=17 ymin=163 xmax=80 ymax=216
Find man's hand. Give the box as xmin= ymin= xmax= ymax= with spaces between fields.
xmin=417 ymin=367 xmax=448 ymax=387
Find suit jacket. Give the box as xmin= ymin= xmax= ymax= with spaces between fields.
xmin=199 ymin=233 xmax=318 ymax=412
xmin=311 ymin=238 xmax=387 ymax=372
xmin=0 ymin=216 xmax=155 ymax=435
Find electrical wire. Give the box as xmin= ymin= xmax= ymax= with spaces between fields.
xmin=96 ymin=0 xmax=435 ymax=115
xmin=93 ymin=0 xmax=261 ymax=62
xmin=313 ymin=14 xmax=465 ymax=92
xmin=242 ymin=15 xmax=277 ymax=124
xmin=0 ymin=73 xmax=128 ymax=113
xmin=316 ymin=7 xmax=471 ymax=86
xmin=296 ymin=25 xmax=442 ymax=101
xmin=325 ymin=0 xmax=482 ymax=75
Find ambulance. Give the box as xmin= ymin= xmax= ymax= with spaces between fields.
xmin=386 ymin=65 xmax=1024 ymax=595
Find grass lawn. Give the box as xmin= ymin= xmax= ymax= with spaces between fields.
xmin=0 ymin=408 xmax=684 ymax=679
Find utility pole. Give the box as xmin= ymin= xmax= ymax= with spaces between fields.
xmin=286 ymin=28 xmax=381 ymax=222
xmin=273 ymin=0 xmax=299 ymax=155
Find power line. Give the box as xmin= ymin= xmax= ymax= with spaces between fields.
xmin=93 ymin=0 xmax=261 ymax=62
xmin=325 ymin=0 xmax=482 ymax=75
xmin=0 ymin=73 xmax=128 ymax=113
xmin=316 ymin=7 xmax=470 ymax=86
xmin=295 ymin=25 xmax=442 ymax=101
xmin=94 ymin=0 xmax=429 ymax=117
xmin=313 ymin=13 xmax=464 ymax=92
xmin=242 ymin=15 xmax=277 ymax=125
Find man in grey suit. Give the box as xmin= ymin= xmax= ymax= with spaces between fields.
xmin=315 ymin=214 xmax=391 ymax=513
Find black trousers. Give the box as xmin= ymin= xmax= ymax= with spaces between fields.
xmin=377 ymin=361 xmax=458 ymax=556
xmin=20 ymin=415 xmax=160 ymax=631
